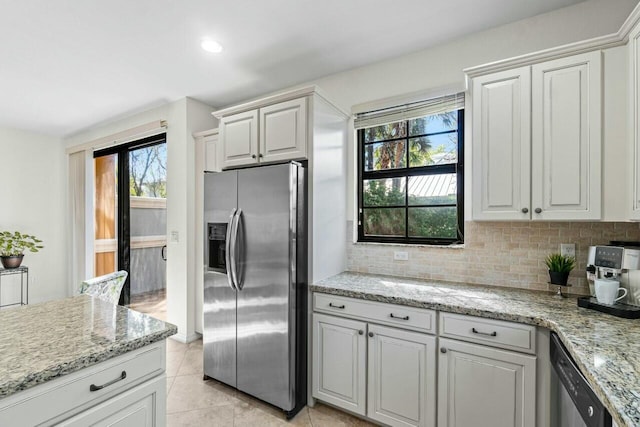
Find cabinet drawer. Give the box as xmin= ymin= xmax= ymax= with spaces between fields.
xmin=0 ymin=342 xmax=165 ymax=426
xmin=313 ymin=293 xmax=435 ymax=334
xmin=439 ymin=312 xmax=536 ymax=354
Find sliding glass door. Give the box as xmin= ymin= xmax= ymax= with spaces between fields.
xmin=93 ymin=134 xmax=167 ymax=307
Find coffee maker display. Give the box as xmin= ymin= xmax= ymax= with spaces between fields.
xmin=578 ymin=243 xmax=640 ymax=318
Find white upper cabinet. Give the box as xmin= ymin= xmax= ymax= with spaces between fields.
xmin=630 ymin=22 xmax=640 ymax=219
xmin=260 ymin=97 xmax=307 ymax=163
xmin=471 ymin=51 xmax=602 ymax=221
xmin=219 ymin=97 xmax=308 ymax=169
xmin=472 ymin=67 xmax=531 ymax=220
xmin=220 ymin=110 xmax=259 ymax=169
xmin=531 ymin=51 xmax=602 ymax=220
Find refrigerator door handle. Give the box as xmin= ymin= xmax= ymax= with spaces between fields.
xmin=230 ymin=208 xmax=243 ymax=290
xmin=225 ymin=208 xmax=237 ymax=291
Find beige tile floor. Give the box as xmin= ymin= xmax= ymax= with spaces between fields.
xmin=166 ymin=338 xmax=376 ymax=426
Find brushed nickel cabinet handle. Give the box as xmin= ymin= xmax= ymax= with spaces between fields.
xmin=90 ymin=371 xmax=127 ymax=392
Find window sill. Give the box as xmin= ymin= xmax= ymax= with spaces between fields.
xmin=352 ymin=241 xmax=465 ymax=249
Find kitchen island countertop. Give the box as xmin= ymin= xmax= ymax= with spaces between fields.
xmin=0 ymin=295 xmax=176 ymax=399
xmin=312 ymin=272 xmax=640 ymax=427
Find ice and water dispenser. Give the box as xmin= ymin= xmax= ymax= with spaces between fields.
xmin=207 ymin=223 xmax=227 ymax=273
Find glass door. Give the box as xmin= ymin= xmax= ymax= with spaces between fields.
xmin=93 ymin=134 xmax=167 ymax=310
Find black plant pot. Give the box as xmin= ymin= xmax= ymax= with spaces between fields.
xmin=1 ymin=255 xmax=24 ymax=269
xmin=549 ymin=270 xmax=570 ymax=286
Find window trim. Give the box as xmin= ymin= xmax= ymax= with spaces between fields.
xmin=357 ymin=110 xmax=464 ymax=245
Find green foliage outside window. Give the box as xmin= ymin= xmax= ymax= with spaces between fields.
xmin=359 ymin=110 xmax=463 ymax=243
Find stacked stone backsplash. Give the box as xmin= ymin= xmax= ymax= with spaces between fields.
xmin=346 ymin=221 xmax=640 ymax=295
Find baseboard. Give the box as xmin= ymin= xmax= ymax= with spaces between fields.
xmin=169 ymin=332 xmax=202 ymax=343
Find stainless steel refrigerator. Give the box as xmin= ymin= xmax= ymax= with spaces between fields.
xmin=203 ymin=162 xmax=307 ymax=417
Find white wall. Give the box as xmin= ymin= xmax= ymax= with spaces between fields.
xmin=0 ymin=127 xmax=67 ymax=303
xmin=65 ymin=97 xmax=216 ymax=342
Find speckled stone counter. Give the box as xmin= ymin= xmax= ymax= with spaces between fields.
xmin=0 ymin=295 xmax=177 ymax=399
xmin=312 ymin=272 xmax=640 ymax=427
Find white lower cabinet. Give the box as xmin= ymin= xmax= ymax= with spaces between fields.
xmin=437 ymin=338 xmax=537 ymax=427
xmin=312 ymin=310 xmax=436 ymax=427
xmin=368 ymin=324 xmax=436 ymax=427
xmin=312 ymin=313 xmax=367 ymax=415
xmin=58 ymin=375 xmax=165 ymax=427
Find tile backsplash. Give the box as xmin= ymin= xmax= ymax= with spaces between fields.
xmin=346 ymin=221 xmax=640 ymax=295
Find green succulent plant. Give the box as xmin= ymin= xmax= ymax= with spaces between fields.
xmin=545 ymin=253 xmax=575 ymax=273
xmin=0 ymin=231 xmax=43 ymax=256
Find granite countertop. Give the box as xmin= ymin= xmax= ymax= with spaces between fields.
xmin=312 ymin=272 xmax=640 ymax=427
xmin=0 ymin=295 xmax=177 ymax=399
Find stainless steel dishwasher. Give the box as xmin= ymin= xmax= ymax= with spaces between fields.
xmin=550 ymin=332 xmax=612 ymax=427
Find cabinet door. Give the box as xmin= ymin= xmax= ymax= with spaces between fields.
xmin=58 ymin=375 xmax=165 ymax=427
xmin=204 ymin=133 xmax=221 ymax=172
xmin=437 ymin=338 xmax=536 ymax=427
xmin=312 ymin=313 xmax=367 ymax=416
xmin=220 ymin=110 xmax=259 ymax=169
xmin=531 ymin=52 xmax=602 ymax=220
xmin=472 ymin=67 xmax=531 ymax=220
xmin=630 ymin=23 xmax=640 ymax=219
xmin=367 ymin=324 xmax=436 ymax=427
xmin=259 ymin=98 xmax=307 ymax=163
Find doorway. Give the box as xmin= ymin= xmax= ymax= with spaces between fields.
xmin=93 ymin=134 xmax=167 ymax=319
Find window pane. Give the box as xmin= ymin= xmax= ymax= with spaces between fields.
xmin=409 ymin=133 xmax=457 ymax=167
xmin=363 ymin=178 xmax=405 ymax=207
xmin=364 ymin=121 xmax=407 ymax=143
xmin=363 ymin=208 xmax=406 ymax=237
xmin=408 ymin=174 xmax=457 ymax=206
xmin=408 ymin=207 xmax=457 ymax=239
xmin=364 ymin=140 xmax=407 ymax=171
xmin=409 ymin=111 xmax=457 ymax=136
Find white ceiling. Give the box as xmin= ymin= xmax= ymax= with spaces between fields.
xmin=0 ymin=0 xmax=585 ymax=137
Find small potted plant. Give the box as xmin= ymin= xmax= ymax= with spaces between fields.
xmin=0 ymin=231 xmax=43 ymax=269
xmin=545 ymin=253 xmax=576 ymax=286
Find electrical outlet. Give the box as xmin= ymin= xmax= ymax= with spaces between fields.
xmin=394 ymin=251 xmax=409 ymax=261
xmin=560 ymin=243 xmax=576 ymax=258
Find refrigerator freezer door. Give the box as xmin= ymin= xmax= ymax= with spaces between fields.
xmin=204 ymin=171 xmax=238 ymax=388
xmin=236 ymin=163 xmax=298 ymax=411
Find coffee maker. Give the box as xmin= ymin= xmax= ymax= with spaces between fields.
xmin=583 ymin=242 xmax=640 ymax=317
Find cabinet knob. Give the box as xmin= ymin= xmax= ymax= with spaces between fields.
xmin=587 ymin=406 xmax=594 ymax=417
xmin=535 ymin=208 xmax=542 ymax=214
xmin=259 ymin=153 xmax=264 ymax=158
xmin=358 ymin=330 xmax=364 ymax=335
xmin=251 ymin=154 xmax=257 ymax=159
xmin=440 ymin=347 xmax=447 ymax=353
xmin=521 ymin=207 xmax=529 ymax=214
xmin=368 ymin=332 xmax=374 ymax=338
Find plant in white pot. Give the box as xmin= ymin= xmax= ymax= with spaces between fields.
xmin=0 ymin=231 xmax=43 ymax=269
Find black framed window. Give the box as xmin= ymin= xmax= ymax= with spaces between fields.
xmin=357 ymin=109 xmax=464 ymax=245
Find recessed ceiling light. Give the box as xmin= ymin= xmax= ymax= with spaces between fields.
xmin=201 ymin=38 xmax=223 ymax=54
